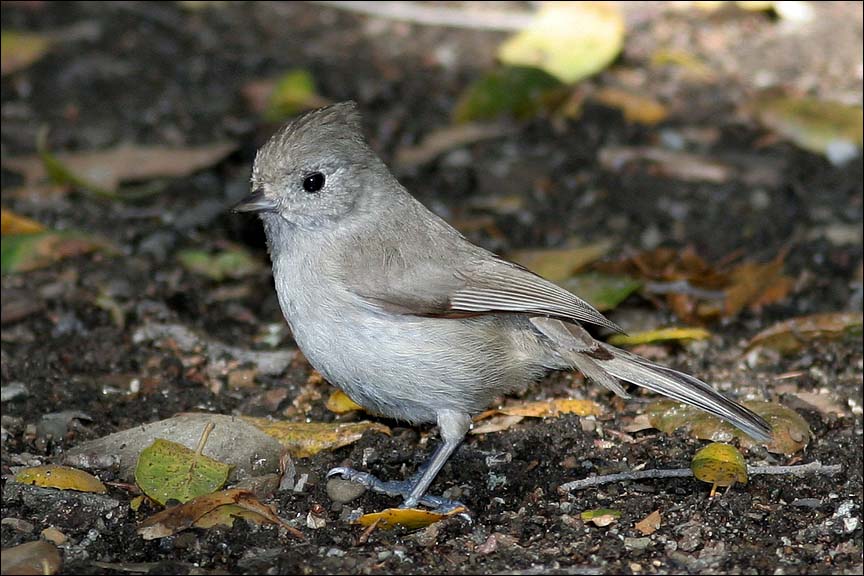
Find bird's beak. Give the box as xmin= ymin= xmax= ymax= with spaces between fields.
xmin=232 ymin=188 xmax=277 ymax=213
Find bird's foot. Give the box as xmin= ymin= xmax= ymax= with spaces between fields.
xmin=327 ymin=466 xmax=468 ymax=516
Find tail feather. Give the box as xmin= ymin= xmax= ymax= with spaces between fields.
xmin=599 ymin=346 xmax=772 ymax=442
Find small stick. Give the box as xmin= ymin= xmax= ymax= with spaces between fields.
xmin=195 ymin=422 xmax=216 ymax=456
xmin=559 ymin=461 xmax=842 ymax=493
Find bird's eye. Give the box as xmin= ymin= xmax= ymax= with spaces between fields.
xmin=302 ymin=172 xmax=325 ymax=193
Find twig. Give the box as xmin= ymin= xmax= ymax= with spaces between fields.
xmin=559 ymin=461 xmax=842 ymax=493
xmin=308 ymin=1 xmax=535 ymax=31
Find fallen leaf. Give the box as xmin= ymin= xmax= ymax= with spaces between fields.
xmin=596 ymin=247 xmax=793 ymax=323
xmin=499 ymin=398 xmax=603 ymax=418
xmin=0 ymin=540 xmax=62 ymax=575
xmin=509 ymin=240 xmax=611 ymax=282
xmin=137 ymin=488 xmax=302 ymax=540
xmin=242 ymin=418 xmax=391 ymax=458
xmin=1 ymin=30 xmax=52 ymax=76
xmin=752 ymin=94 xmax=863 ymax=165
xmin=581 ymin=508 xmax=621 ymax=527
xmin=1 ymin=230 xmax=116 ymax=274
xmin=794 ymin=391 xmax=848 ymax=417
xmin=354 ymin=506 xmax=465 ymax=531
xmin=499 ymin=1 xmax=624 ymax=84
xmin=746 ymin=312 xmax=863 ymax=354
xmin=453 ymin=65 xmax=565 ymax=123
xmin=1 ymin=209 xmax=45 ymax=235
xmin=634 ymin=510 xmax=661 ymax=535
xmin=134 ymin=438 xmax=231 ymax=506
xmin=724 ymin=252 xmax=793 ymax=317
xmin=325 ymin=390 xmax=363 ymax=414
xmin=591 ymin=88 xmax=668 ymax=125
xmin=646 ymin=400 xmax=810 ymax=455
xmin=242 ymin=69 xmax=328 ymax=121
xmin=469 ymin=414 xmax=526 ymax=435
xmin=177 ymin=244 xmax=263 ymax=282
xmin=691 ymin=442 xmax=747 ymax=497
xmin=2 ymin=142 xmax=236 ymax=194
xmin=395 ymin=123 xmax=512 ymax=169
xmin=15 ymin=465 xmax=107 ymax=494
xmin=608 ymin=327 xmax=711 ymax=347
xmin=560 ymin=272 xmax=642 ymax=312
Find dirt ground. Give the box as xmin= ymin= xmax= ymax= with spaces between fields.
xmin=1 ymin=2 xmax=862 ymax=574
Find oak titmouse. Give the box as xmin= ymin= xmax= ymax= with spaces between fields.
xmin=235 ymin=102 xmax=771 ymax=511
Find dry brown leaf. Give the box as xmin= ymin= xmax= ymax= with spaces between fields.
xmin=634 ymin=510 xmax=661 ymax=535
xmin=509 ymin=240 xmax=611 ymax=282
xmin=137 ymin=488 xmax=302 ymax=540
xmin=395 ymin=123 xmax=512 ymax=169
xmin=2 ymin=143 xmax=236 ymax=192
xmin=724 ymin=251 xmax=793 ymax=316
xmin=499 ymin=398 xmax=603 ymax=418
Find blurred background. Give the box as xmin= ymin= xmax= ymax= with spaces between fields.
xmin=1 ymin=2 xmax=862 ymax=574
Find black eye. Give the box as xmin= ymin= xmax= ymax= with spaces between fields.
xmin=303 ymin=172 xmax=325 ymax=193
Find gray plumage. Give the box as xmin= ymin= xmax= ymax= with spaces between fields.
xmin=236 ymin=102 xmax=771 ymax=509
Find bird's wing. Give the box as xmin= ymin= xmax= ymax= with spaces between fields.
xmin=345 ymin=240 xmax=622 ymax=333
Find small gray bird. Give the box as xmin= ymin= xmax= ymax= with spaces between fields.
xmin=235 ymin=102 xmax=771 ymax=511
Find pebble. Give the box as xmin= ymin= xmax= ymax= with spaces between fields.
xmin=326 ymin=477 xmax=367 ymax=504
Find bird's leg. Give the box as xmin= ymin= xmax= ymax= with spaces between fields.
xmin=328 ymin=410 xmax=471 ymax=514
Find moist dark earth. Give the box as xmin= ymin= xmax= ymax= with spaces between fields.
xmin=1 ymin=2 xmax=862 ymax=575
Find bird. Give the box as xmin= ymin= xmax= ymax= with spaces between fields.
xmin=234 ymin=101 xmax=772 ymax=512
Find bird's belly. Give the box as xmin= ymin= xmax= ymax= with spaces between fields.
xmin=285 ymin=304 xmax=545 ymax=424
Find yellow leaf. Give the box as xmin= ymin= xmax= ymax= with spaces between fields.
xmin=500 ymin=398 xmax=603 ymax=418
xmin=354 ymin=506 xmax=465 ymax=530
xmin=15 ymin=464 xmax=107 ymax=493
xmin=242 ymin=418 xmax=391 ymax=458
xmin=592 ymin=88 xmax=668 ymax=125
xmin=499 ymin=1 xmax=624 ymax=84
xmin=325 ymin=390 xmax=364 ymax=414
xmin=691 ymin=443 xmax=748 ymax=496
xmin=608 ymin=327 xmax=711 ymax=347
xmin=1 ymin=209 xmax=45 ymax=235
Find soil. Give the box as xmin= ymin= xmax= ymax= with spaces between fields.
xmin=1 ymin=2 xmax=862 ymax=575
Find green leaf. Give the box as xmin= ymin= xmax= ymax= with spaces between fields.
xmin=498 ymin=2 xmax=624 ymax=84
xmin=177 ymin=245 xmax=263 ymax=281
xmin=134 ymin=438 xmax=231 ymax=506
xmin=560 ymin=272 xmax=642 ymax=312
xmin=264 ymin=69 xmax=324 ymax=121
xmin=453 ymin=66 xmax=565 ymax=123
xmin=1 ymin=230 xmax=115 ymax=274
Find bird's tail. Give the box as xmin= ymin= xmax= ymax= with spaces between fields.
xmin=530 ymin=317 xmax=772 ymax=442
xmin=596 ymin=345 xmax=772 ymax=441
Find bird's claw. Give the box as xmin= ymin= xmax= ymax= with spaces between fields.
xmin=327 ymin=466 xmax=470 ymax=517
